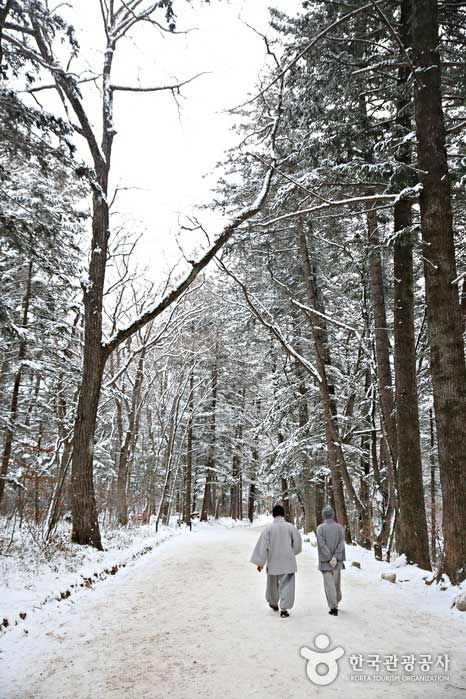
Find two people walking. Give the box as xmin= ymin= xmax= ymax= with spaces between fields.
xmin=250 ymin=503 xmax=346 ymax=617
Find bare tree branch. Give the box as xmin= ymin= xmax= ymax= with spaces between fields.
xmin=102 ymin=164 xmax=275 ymax=355
xmin=111 ymin=71 xmax=209 ymax=93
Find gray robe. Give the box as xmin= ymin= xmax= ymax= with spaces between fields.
xmin=316 ymin=519 xmax=346 ymax=572
xmin=250 ymin=518 xmax=302 ymax=575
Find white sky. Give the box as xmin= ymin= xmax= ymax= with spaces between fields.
xmin=58 ymin=0 xmax=301 ymax=274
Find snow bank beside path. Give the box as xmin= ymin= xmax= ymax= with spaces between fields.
xmin=305 ymin=532 xmax=466 ymax=618
xmin=0 ymin=520 xmax=180 ymax=632
xmin=0 ymin=516 xmax=259 ymax=634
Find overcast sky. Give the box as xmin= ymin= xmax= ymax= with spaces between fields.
xmin=59 ymin=0 xmax=300 ymax=275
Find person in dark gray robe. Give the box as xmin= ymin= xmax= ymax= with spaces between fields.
xmin=250 ymin=504 xmax=302 ymax=618
xmin=316 ymin=505 xmax=346 ymax=616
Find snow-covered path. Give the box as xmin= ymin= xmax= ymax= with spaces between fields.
xmin=2 ymin=524 xmax=466 ymax=699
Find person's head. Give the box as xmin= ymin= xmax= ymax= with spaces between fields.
xmin=322 ymin=505 xmax=335 ymax=520
xmin=272 ymin=504 xmax=285 ymax=518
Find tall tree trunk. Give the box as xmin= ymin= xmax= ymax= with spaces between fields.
xmin=116 ymin=341 xmax=146 ymax=526
xmin=30 ymin=21 xmax=116 ymax=549
xmin=430 ymin=408 xmax=437 ymax=564
xmin=411 ymin=0 xmax=466 ymax=584
xmin=294 ymin=359 xmax=317 ymax=533
xmin=201 ymin=366 xmax=217 ymax=522
xmin=281 ymin=477 xmax=291 ymax=522
xmin=358 ymin=435 xmax=372 ymax=549
xmin=315 ymin=473 xmax=325 ymax=526
xmin=230 ymin=388 xmax=244 ymax=521
xmin=248 ymin=400 xmax=260 ymax=523
xmin=248 ymin=447 xmax=257 ymax=523
xmin=393 ymin=207 xmax=431 ymax=569
xmin=461 ymin=277 xmax=466 ymax=334
xmin=70 ymin=187 xmax=109 ymax=548
xmin=0 ymin=258 xmax=33 ymax=506
xmin=230 ymin=450 xmax=240 ymax=520
xmin=357 ymin=369 xmax=372 ymax=549
xmin=183 ymin=371 xmax=194 ymax=525
xmin=391 ymin=0 xmax=431 ymax=570
xmin=158 ymin=414 xmax=176 ymax=526
xmin=367 ymin=208 xmax=398 ymax=468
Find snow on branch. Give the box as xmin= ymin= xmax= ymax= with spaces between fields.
xmin=228 ymin=0 xmax=384 ymax=111
xmin=216 ymin=259 xmax=322 ymax=384
xmin=256 ymin=192 xmax=412 ymax=227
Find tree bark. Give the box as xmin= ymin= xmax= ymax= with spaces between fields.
xmin=201 ymin=366 xmax=217 ymax=521
xmin=391 ymin=0 xmax=431 ymax=570
xmin=430 ymin=408 xmax=437 ymax=564
xmin=393 ymin=203 xmax=431 ymax=569
xmin=0 ymin=258 xmax=33 ymax=506
xmin=294 ymin=359 xmax=317 ymax=533
xmin=367 ymin=208 xmax=398 ymax=468
xmin=411 ymin=0 xmax=466 ymax=584
xmin=281 ymin=477 xmax=291 ymax=522
xmin=183 ymin=371 xmax=194 ymax=525
xmin=248 ymin=447 xmax=257 ymax=523
xmin=116 ymin=340 xmax=146 ymax=526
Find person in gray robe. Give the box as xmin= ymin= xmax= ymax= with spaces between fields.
xmin=316 ymin=505 xmax=346 ymax=616
xmin=250 ymin=504 xmax=302 ymax=618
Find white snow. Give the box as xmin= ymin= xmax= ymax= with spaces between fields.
xmin=1 ymin=522 xmax=466 ymax=698
xmin=0 ymin=519 xmax=183 ymax=627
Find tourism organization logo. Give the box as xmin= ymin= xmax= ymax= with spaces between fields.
xmin=300 ymin=634 xmax=344 ymax=686
xmin=300 ymin=635 xmax=451 ymax=687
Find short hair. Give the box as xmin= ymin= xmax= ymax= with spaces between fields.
xmin=272 ymin=504 xmax=285 ymax=518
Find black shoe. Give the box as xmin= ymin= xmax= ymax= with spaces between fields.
xmin=329 ymin=608 xmax=338 ymax=616
xmin=280 ymin=610 xmax=290 ymax=618
xmin=269 ymin=604 xmax=279 ymax=611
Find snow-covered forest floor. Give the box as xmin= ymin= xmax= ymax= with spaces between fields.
xmin=0 ymin=516 xmax=251 ymax=629
xmin=1 ymin=521 xmax=465 ymax=698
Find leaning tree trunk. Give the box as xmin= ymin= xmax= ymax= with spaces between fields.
xmin=298 ymin=222 xmax=369 ymax=541
xmin=411 ymin=0 xmax=466 ymax=584
xmin=391 ymin=0 xmax=431 ymax=570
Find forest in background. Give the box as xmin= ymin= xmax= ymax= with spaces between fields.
xmin=1 ymin=0 xmax=466 ymax=586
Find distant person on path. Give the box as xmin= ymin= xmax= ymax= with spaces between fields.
xmin=250 ymin=504 xmax=302 ymax=618
xmin=316 ymin=505 xmax=346 ymax=616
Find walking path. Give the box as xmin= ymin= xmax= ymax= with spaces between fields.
xmin=2 ymin=524 xmax=465 ymax=698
